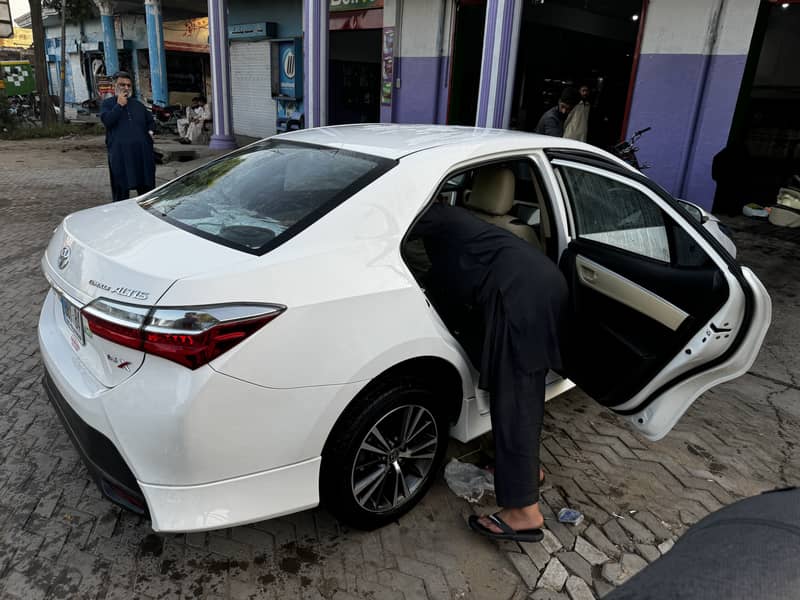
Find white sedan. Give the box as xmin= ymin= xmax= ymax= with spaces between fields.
xmin=38 ymin=125 xmax=771 ymax=533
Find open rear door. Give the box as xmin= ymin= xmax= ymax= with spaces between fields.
xmin=549 ymin=158 xmax=771 ymax=441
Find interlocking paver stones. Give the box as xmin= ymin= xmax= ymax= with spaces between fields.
xmin=2 ymin=137 xmax=800 ymax=598
xmin=657 ymin=539 xmax=675 ymax=555
xmin=558 ymin=552 xmax=593 ymax=584
xmin=599 ymin=563 xmax=626 ymax=587
xmin=635 ymin=544 xmax=660 ymax=563
xmin=520 ymin=540 xmax=552 ymax=571
xmin=574 ymin=536 xmax=609 ymax=566
xmin=565 ymin=575 xmax=596 ymax=600
xmin=508 ymin=551 xmax=542 ymax=590
xmin=530 ymin=589 xmax=570 ymax=600
xmin=593 ymin=579 xmax=615 ymax=599
xmin=537 ymin=557 xmax=569 ymax=591
xmin=600 ymin=520 xmax=632 ymax=551
xmin=540 ymin=529 xmax=564 ymax=554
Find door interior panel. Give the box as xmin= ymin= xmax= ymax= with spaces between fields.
xmin=575 ymin=255 xmax=689 ymax=331
xmin=559 ymin=240 xmax=728 ymax=406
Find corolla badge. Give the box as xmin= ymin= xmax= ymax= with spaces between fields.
xmin=58 ymin=246 xmax=71 ymax=270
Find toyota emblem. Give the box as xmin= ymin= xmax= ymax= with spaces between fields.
xmin=58 ymin=246 xmax=71 ymax=270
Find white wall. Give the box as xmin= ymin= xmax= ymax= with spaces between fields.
xmin=640 ymin=0 xmax=759 ymax=55
xmin=385 ymin=0 xmax=452 ymax=58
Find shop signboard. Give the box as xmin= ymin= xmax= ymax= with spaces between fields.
xmin=0 ymin=61 xmax=35 ymax=95
xmin=166 ymin=17 xmax=212 ymax=52
xmin=0 ymin=28 xmax=32 ymax=48
xmin=228 ymin=21 xmax=277 ymax=41
xmin=330 ymin=0 xmax=384 ymax=12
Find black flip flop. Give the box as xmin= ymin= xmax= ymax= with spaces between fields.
xmin=468 ymin=512 xmax=544 ymax=543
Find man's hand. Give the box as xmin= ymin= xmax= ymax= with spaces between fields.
xmin=117 ymin=92 xmax=128 ymax=107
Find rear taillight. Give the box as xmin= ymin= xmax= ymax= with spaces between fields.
xmin=82 ymin=299 xmax=284 ymax=369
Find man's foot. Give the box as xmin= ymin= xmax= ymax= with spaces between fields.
xmin=477 ymin=505 xmax=545 ymax=535
xmin=468 ymin=506 xmax=545 ymax=543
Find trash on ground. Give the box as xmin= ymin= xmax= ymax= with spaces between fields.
xmin=558 ymin=507 xmax=585 ymax=526
xmin=742 ymin=203 xmax=770 ymax=218
xmin=444 ymin=458 xmax=494 ymax=503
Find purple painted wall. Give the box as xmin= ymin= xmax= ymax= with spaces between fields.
xmin=626 ymin=53 xmax=748 ymax=209
xmin=626 ymin=54 xmax=706 ymax=195
xmin=683 ymin=54 xmax=748 ymax=205
xmin=392 ymin=56 xmax=449 ymax=124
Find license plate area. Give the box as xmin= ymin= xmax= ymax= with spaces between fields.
xmin=59 ymin=292 xmax=84 ymax=344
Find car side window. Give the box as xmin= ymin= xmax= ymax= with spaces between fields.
xmin=558 ymin=165 xmax=670 ymax=263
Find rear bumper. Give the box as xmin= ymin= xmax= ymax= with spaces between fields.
xmin=43 ymin=364 xmax=322 ymax=531
xmin=43 ymin=370 xmax=148 ymax=514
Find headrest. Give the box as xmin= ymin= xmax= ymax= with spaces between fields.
xmin=467 ymin=167 xmax=515 ymax=216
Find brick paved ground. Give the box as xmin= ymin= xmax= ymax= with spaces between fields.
xmin=0 ymin=136 xmax=798 ymax=599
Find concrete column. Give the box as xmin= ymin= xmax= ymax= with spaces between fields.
xmin=94 ymin=0 xmax=119 ymax=76
xmin=144 ymin=0 xmax=168 ymax=107
xmin=303 ymin=0 xmax=329 ymax=128
xmin=625 ymin=0 xmax=760 ymax=208
xmin=207 ymin=0 xmax=236 ymax=149
xmin=475 ymin=0 xmax=523 ymax=129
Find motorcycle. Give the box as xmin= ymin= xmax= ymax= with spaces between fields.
xmin=148 ymin=102 xmax=183 ymax=135
xmin=612 ymin=126 xmax=651 ymax=171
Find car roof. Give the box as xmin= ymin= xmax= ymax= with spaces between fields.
xmin=275 ymin=123 xmax=607 ymax=161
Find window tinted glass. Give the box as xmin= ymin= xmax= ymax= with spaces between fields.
xmin=559 ymin=166 xmax=670 ymax=262
xmin=139 ymin=141 xmax=394 ymax=254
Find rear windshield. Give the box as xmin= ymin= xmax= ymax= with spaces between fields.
xmin=139 ymin=140 xmax=395 ymax=255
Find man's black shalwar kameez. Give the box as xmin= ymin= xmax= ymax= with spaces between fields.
xmin=413 ymin=204 xmax=568 ymax=506
xmin=100 ymin=96 xmax=156 ymax=203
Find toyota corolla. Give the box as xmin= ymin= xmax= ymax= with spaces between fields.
xmin=38 ymin=125 xmax=771 ymax=533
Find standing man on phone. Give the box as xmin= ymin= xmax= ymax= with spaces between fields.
xmin=100 ymin=71 xmax=156 ymax=202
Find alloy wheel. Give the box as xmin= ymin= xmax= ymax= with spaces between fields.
xmin=351 ymin=404 xmax=439 ymax=513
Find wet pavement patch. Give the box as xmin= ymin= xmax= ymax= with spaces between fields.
xmin=140 ymin=534 xmax=164 ymax=557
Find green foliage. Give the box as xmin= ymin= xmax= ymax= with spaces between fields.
xmin=42 ymin=0 xmax=97 ymax=24
xmin=0 ymin=121 xmax=104 ymax=140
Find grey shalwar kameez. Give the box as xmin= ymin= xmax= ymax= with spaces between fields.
xmin=412 ymin=204 xmax=568 ymax=506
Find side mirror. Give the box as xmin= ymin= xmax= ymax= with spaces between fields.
xmin=678 ymin=200 xmax=707 ymax=224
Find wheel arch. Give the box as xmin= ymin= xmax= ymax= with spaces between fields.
xmin=322 ymin=356 xmax=465 ymax=456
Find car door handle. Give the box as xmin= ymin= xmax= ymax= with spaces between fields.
xmin=579 ymin=265 xmax=598 ymax=282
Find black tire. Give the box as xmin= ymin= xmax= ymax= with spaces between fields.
xmin=321 ymin=377 xmax=448 ymax=530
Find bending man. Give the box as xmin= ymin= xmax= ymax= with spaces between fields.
xmin=412 ymin=202 xmax=568 ymax=542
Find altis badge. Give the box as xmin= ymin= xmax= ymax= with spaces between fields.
xmin=89 ymin=279 xmax=150 ymax=301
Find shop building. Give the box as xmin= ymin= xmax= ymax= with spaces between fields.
xmin=17 ymin=2 xmax=210 ymax=108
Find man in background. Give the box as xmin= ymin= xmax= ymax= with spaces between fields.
xmin=100 ymin=71 xmax=156 ymax=202
xmin=564 ymin=84 xmax=591 ymax=142
xmin=535 ymin=87 xmax=579 ymax=137
xmin=184 ymin=96 xmax=211 ymax=145
xmin=177 ymin=96 xmax=199 ymax=141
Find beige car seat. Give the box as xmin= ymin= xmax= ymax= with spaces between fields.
xmin=466 ymin=166 xmax=540 ymax=248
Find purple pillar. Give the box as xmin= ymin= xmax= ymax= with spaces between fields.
xmin=303 ymin=0 xmax=328 ymax=128
xmin=475 ymin=0 xmax=522 ymax=129
xmin=207 ymin=0 xmax=236 ymax=149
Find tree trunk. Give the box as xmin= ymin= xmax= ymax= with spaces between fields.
xmin=59 ymin=3 xmax=66 ymax=123
xmin=28 ymin=0 xmax=57 ymax=126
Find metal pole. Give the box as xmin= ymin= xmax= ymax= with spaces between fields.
xmin=59 ymin=2 xmax=66 ymax=123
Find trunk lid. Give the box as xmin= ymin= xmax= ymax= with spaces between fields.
xmin=42 ymin=202 xmax=256 ymax=387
